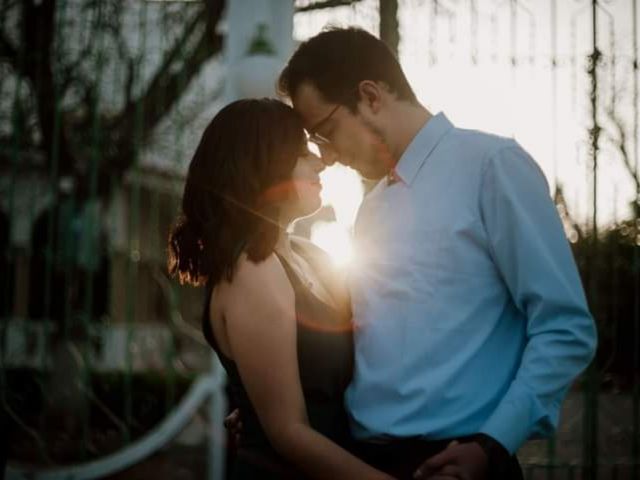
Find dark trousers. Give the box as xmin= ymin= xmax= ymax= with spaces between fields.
xmin=352 ymin=436 xmax=524 ymax=480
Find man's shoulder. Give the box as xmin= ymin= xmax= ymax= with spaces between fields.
xmin=447 ymin=126 xmax=518 ymax=158
xmin=451 ymin=129 xmax=548 ymax=187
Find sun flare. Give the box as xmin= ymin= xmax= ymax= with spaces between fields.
xmin=311 ymin=221 xmax=354 ymax=267
xmin=310 ymin=164 xmax=364 ymax=267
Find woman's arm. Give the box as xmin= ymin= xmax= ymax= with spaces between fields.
xmin=220 ymin=254 xmax=390 ymax=480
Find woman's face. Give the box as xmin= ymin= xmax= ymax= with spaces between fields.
xmin=285 ymin=146 xmax=325 ymax=220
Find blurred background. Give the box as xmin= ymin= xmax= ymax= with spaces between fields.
xmin=1 ymin=0 xmax=639 ymax=478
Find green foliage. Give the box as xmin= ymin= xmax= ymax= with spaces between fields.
xmin=571 ymin=220 xmax=640 ymax=389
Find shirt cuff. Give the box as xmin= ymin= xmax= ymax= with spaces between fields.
xmin=479 ymin=386 xmax=548 ymax=455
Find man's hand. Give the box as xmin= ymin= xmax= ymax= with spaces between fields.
xmin=413 ymin=440 xmax=488 ymax=480
xmin=223 ymin=408 xmax=243 ymax=447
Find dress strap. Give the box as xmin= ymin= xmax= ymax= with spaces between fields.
xmin=274 ymin=251 xmax=305 ymax=291
xmin=201 ymin=280 xmax=217 ymax=352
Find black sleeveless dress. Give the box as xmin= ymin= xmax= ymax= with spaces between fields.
xmin=202 ymin=248 xmax=354 ymax=479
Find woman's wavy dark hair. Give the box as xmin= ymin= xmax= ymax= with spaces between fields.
xmin=168 ymin=99 xmax=306 ymax=287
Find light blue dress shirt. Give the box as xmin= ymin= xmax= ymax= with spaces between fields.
xmin=344 ymin=112 xmax=597 ymax=454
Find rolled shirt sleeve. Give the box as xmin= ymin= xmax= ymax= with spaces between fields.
xmin=478 ymin=144 xmax=598 ymax=454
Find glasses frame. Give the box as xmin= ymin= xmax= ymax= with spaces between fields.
xmin=306 ymin=86 xmax=362 ymax=148
xmin=307 ymin=103 xmax=342 ymax=147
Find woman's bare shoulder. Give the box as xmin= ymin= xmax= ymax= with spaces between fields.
xmin=217 ymin=252 xmax=294 ymax=317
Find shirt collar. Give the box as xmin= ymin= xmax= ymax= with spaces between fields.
xmin=393 ymin=112 xmax=454 ymax=186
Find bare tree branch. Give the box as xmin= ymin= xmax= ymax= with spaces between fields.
xmin=555 ymin=182 xmax=584 ymax=241
xmin=16 ymin=0 xmax=77 ymax=178
xmin=0 ymin=30 xmax=17 ymax=66
xmin=108 ymin=0 xmax=225 ymax=177
xmin=1 ymin=0 xmax=227 ymax=197
xmin=379 ymin=0 xmax=399 ymax=56
xmin=0 ymin=0 xmax=21 ymax=20
xmin=124 ymin=58 xmax=136 ymax=108
xmin=605 ymin=106 xmax=639 ymax=194
xmin=119 ymin=7 xmax=205 ymax=120
xmin=295 ymin=0 xmax=363 ymax=13
xmin=3 ymin=0 xmax=373 ymax=201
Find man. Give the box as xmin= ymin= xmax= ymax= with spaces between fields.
xmin=228 ymin=27 xmax=596 ymax=479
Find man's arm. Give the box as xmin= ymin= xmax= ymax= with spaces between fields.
xmin=415 ymin=143 xmax=597 ymax=480
xmin=476 ymin=143 xmax=597 ymax=454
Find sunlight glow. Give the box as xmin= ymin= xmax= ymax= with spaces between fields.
xmin=310 ymin=164 xmax=364 ymax=267
xmin=311 ymin=220 xmax=354 ymax=267
xmin=319 ymin=164 xmax=363 ymax=225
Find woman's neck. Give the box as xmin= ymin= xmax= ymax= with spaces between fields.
xmin=274 ymin=231 xmax=294 ymax=259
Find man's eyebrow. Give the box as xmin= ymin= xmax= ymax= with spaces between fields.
xmin=308 ymin=103 xmax=341 ymax=134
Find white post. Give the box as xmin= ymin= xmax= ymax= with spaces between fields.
xmin=223 ymin=0 xmax=294 ymax=100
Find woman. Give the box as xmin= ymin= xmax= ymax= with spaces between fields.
xmin=168 ymin=99 xmax=393 ymax=479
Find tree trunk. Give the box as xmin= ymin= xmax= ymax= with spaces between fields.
xmin=379 ymin=0 xmax=399 ymax=57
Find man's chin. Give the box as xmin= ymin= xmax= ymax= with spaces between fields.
xmin=354 ymin=165 xmax=387 ymax=181
xmin=339 ymin=157 xmax=387 ymax=180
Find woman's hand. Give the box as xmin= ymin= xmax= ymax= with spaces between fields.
xmin=413 ymin=440 xmax=488 ymax=480
xmin=223 ymin=408 xmax=243 ymax=447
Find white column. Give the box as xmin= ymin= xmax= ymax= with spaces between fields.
xmin=223 ymin=0 xmax=295 ymax=99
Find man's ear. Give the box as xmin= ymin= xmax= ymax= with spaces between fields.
xmin=357 ymin=80 xmax=384 ymax=114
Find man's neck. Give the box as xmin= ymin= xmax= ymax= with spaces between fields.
xmin=389 ymin=104 xmax=432 ymax=163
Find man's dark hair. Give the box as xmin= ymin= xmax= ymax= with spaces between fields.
xmin=278 ymin=27 xmax=417 ymax=110
xmin=168 ymin=99 xmax=305 ymax=287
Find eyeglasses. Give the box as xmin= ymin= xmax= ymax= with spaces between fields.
xmin=307 ymin=103 xmax=342 ymax=146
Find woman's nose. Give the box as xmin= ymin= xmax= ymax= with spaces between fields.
xmin=312 ymin=153 xmax=326 ymax=173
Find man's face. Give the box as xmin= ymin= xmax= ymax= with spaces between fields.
xmin=292 ymin=81 xmax=393 ymax=180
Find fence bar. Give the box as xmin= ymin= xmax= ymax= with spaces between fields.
xmin=583 ymin=1 xmax=601 ymax=479
xmin=547 ymin=1 xmax=559 ymax=476
xmin=632 ymin=0 xmax=640 ymax=476
xmin=6 ymin=371 xmax=225 ymax=480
